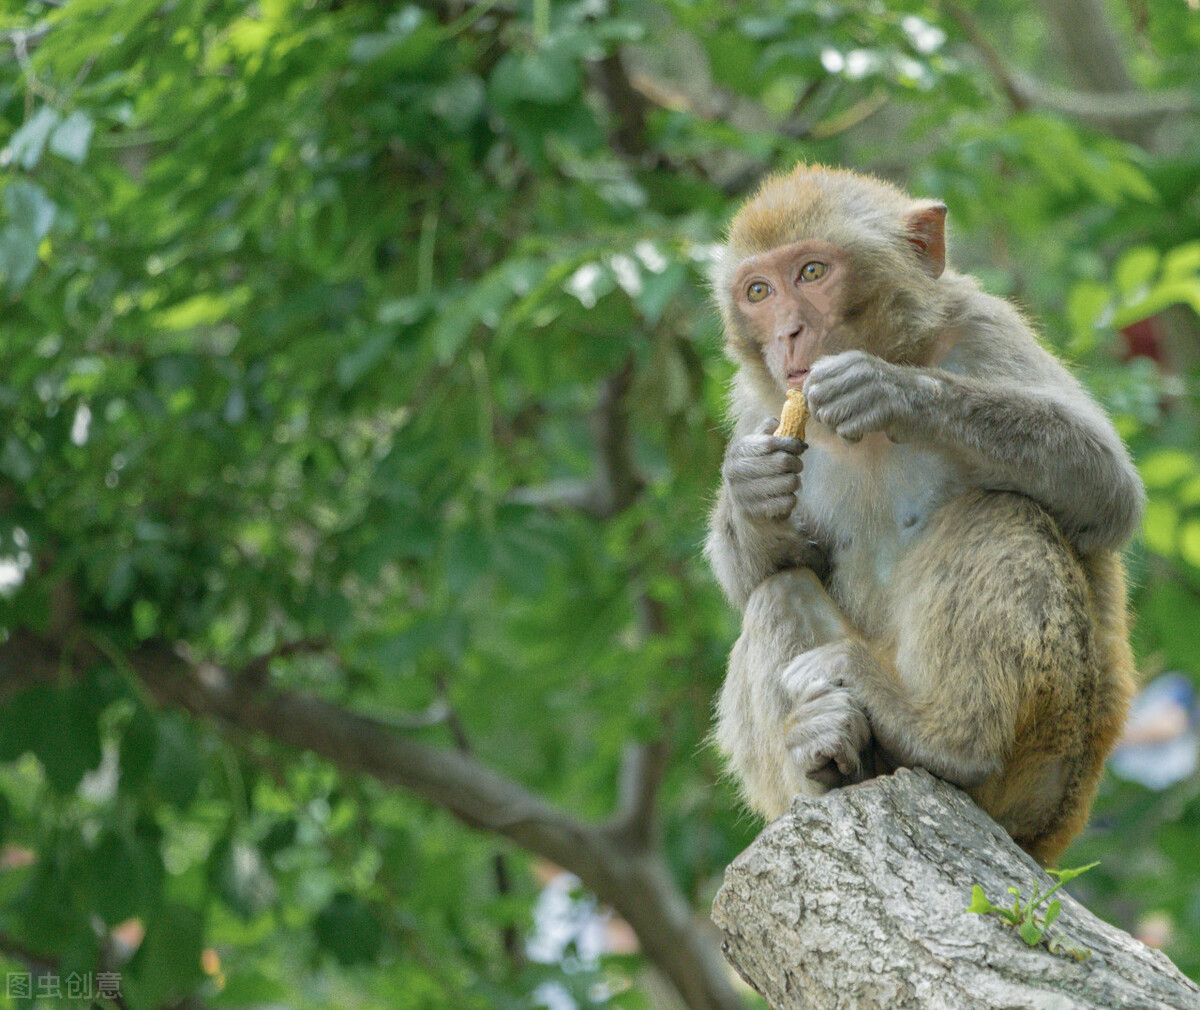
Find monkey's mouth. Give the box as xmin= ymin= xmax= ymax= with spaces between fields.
xmin=786 ymin=369 xmax=810 ymax=388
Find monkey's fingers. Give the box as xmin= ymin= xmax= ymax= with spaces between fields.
xmin=807 ymin=760 xmax=847 ymax=790
xmin=773 ymin=389 xmax=808 ymax=440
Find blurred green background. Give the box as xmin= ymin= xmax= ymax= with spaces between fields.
xmin=0 ymin=1 xmax=1198 ymax=1007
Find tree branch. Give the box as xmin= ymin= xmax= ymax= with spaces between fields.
xmin=431 ymin=671 xmax=522 ymax=964
xmin=592 ymin=352 xmax=643 ymax=514
xmin=591 ymin=49 xmax=653 ymax=159
xmin=713 ymin=768 xmax=1200 ymax=1009
xmin=0 ymin=632 xmax=744 ymax=1010
xmin=606 ymin=739 xmax=670 ymax=851
xmin=939 ymin=1 xmax=1031 ymax=112
xmin=940 ymin=0 xmax=1196 ymax=141
xmin=509 ymin=354 xmax=644 ymax=518
xmin=1008 ymin=72 xmax=1198 ymax=125
xmin=1035 ymin=0 xmax=1135 ymax=95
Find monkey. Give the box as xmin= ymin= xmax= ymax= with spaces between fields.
xmin=705 ymin=164 xmax=1142 ymax=865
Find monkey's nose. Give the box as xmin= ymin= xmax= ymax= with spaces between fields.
xmin=779 ymin=324 xmax=805 ymax=343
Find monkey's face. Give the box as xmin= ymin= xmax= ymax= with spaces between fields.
xmin=729 ymin=240 xmax=851 ymax=390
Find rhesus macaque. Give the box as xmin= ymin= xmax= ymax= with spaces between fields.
xmin=706 ymin=164 xmax=1142 ymax=864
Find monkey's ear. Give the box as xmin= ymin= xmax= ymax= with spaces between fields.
xmin=905 ymin=203 xmax=947 ymax=279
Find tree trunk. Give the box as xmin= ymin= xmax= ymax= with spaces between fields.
xmin=712 ymin=768 xmax=1200 ymax=1010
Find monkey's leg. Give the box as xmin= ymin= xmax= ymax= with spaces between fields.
xmin=846 ymin=490 xmax=1104 ymax=858
xmin=716 ymin=568 xmax=870 ymax=820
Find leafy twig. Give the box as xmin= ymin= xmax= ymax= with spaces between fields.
xmin=967 ymin=862 xmax=1098 ymax=959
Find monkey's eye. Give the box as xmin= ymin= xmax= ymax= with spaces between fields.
xmin=745 ymin=281 xmax=771 ymax=303
xmin=799 ymin=262 xmax=828 ymax=282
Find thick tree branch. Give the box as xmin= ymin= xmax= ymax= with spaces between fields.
xmin=713 ymin=768 xmax=1200 ymax=1009
xmin=1036 ymin=0 xmax=1135 ymax=95
xmin=1008 ymin=73 xmax=1198 ymax=125
xmin=941 ymin=0 xmax=1197 ymax=136
xmin=0 ymin=633 xmax=743 ymax=1010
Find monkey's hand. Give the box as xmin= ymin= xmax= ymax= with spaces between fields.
xmin=805 ymin=350 xmax=930 ymax=444
xmin=722 ymin=419 xmax=806 ymax=522
xmin=781 ymin=641 xmax=872 ymax=790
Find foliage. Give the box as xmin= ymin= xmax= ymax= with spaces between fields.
xmin=967 ymin=862 xmax=1097 ymax=958
xmin=0 ymin=0 xmax=1198 ymax=1007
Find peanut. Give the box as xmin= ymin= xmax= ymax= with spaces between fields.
xmin=773 ymin=388 xmax=808 ymax=440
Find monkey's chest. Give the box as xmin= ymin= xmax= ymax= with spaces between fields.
xmin=797 ymin=431 xmax=953 ymax=637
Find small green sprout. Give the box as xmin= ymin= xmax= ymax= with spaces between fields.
xmin=966 ymin=862 xmax=1098 ymax=960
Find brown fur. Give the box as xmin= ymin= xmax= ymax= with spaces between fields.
xmin=897 ymin=492 xmax=1134 ymax=864
xmin=707 ymin=164 xmax=1141 ymax=865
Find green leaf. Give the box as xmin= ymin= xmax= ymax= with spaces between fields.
xmin=1065 ymin=280 xmax=1109 ymax=353
xmin=1142 ymin=498 xmax=1178 ymax=558
xmin=0 ymin=678 xmax=104 ymax=793
xmin=10 ymin=861 xmax=94 ymax=954
xmin=1180 ymin=519 xmax=1200 ymax=568
xmin=1140 ymin=450 xmax=1198 ymax=489
xmin=119 ymin=704 xmax=158 ymax=788
xmin=75 ymin=827 xmax=164 ymax=925
xmin=428 ymin=258 xmax=541 ymax=363
xmin=212 ymin=971 xmax=289 ymax=1006
xmin=429 ymin=75 xmax=486 ymax=133
xmin=1044 ymin=900 xmax=1062 ymax=931
xmin=348 ymin=7 xmax=438 ymax=71
xmin=5 ymin=105 xmax=60 ymax=170
xmin=966 ymin=884 xmax=998 ymax=914
xmin=0 ymin=180 xmax=57 ymax=290
xmin=48 ymin=110 xmax=94 ymax=164
xmin=211 ymin=837 xmax=279 ymax=919
xmin=3 ymin=180 xmax=56 ymax=240
xmin=489 ymin=44 xmax=583 ymax=107
xmin=127 ymin=903 xmax=205 ymax=1008
xmin=1047 ymin=861 xmax=1099 ymax=884
xmin=151 ymin=714 xmax=203 ymax=808
xmin=1114 ymin=247 xmax=1160 ymax=298
xmin=1114 ymin=278 xmax=1200 ymax=327
xmin=1142 ymin=579 xmax=1200 ymax=672
xmin=444 ymin=521 xmax=493 ymax=594
xmin=1019 ymin=916 xmax=1044 ymax=945
xmin=0 ymin=682 xmax=52 ymax=762
xmin=315 ymin=893 xmax=384 ymax=966
xmin=636 ymin=260 xmax=686 ymax=325
xmin=1162 ymin=241 xmax=1200 ymax=282
xmin=336 ymin=326 xmax=395 ymax=388
xmin=37 ymin=684 xmax=103 ymax=793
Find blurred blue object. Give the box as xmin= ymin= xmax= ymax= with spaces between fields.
xmin=1109 ymin=672 xmax=1198 ymax=790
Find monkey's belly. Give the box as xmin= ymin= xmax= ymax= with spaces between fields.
xmin=825 ymin=541 xmax=899 ymax=641
xmin=799 ymin=432 xmax=954 ymax=640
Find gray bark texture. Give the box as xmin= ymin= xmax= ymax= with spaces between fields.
xmin=712 ymin=768 xmax=1200 ymax=1010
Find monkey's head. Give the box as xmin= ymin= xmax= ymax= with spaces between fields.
xmin=711 ymin=164 xmax=949 ymax=398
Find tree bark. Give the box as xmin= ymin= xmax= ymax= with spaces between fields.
xmin=712 ymin=768 xmax=1200 ymax=1010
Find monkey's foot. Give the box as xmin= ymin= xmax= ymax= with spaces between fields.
xmin=781 ymin=642 xmax=872 ymax=790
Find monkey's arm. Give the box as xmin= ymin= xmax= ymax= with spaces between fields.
xmin=805 ymin=349 xmax=1144 ymax=554
xmin=705 ymin=421 xmax=825 ymax=610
